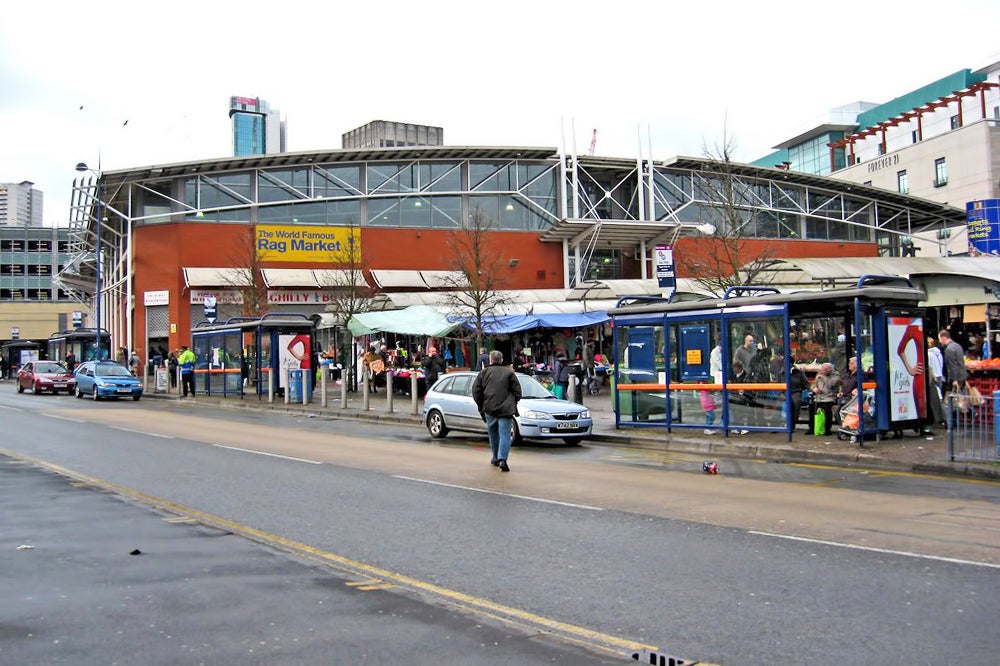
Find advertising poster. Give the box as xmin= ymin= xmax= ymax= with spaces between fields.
xmin=277 ymin=334 xmax=311 ymax=389
xmin=654 ymin=245 xmax=676 ymax=299
xmin=887 ymin=315 xmax=926 ymax=423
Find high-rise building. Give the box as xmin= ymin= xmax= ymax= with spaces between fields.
xmin=229 ymin=96 xmax=286 ymax=156
xmin=342 ymin=120 xmax=443 ymax=149
xmin=0 ymin=181 xmax=43 ymax=227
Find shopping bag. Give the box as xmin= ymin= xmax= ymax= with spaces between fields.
xmin=553 ymin=384 xmax=565 ymax=399
xmin=813 ymin=408 xmax=826 ymax=436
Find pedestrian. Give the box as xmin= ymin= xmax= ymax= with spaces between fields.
xmin=178 ymin=345 xmax=196 ymax=397
xmin=698 ymin=383 xmax=717 ymax=435
xmin=809 ymin=362 xmax=841 ymax=436
xmin=938 ymin=329 xmax=969 ymax=422
xmin=167 ymin=351 xmax=178 ymax=387
xmin=472 ymin=350 xmax=522 ymax=472
xmin=128 ymin=350 xmax=141 ymax=376
xmin=475 ymin=346 xmax=490 ymax=371
xmin=733 ymin=334 xmax=756 ymax=373
xmin=116 ymin=347 xmax=128 ymax=366
xmin=553 ymin=352 xmax=570 ymax=399
xmin=361 ymin=344 xmax=383 ymax=394
xmin=65 ymin=350 xmax=77 ymax=374
xmin=422 ymin=346 xmax=447 ymax=388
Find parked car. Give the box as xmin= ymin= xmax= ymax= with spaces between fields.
xmin=74 ymin=361 xmax=143 ymax=401
xmin=16 ymin=360 xmax=76 ymax=395
xmin=423 ymin=371 xmax=592 ymax=445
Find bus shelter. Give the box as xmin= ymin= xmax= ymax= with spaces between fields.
xmin=190 ymin=314 xmax=316 ymax=399
xmin=609 ymin=277 xmax=930 ymax=441
xmin=47 ymin=328 xmax=112 ymax=364
xmin=2 ymin=340 xmax=41 ymax=378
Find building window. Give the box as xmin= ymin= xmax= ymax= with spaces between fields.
xmin=911 ymin=130 xmax=919 ymax=144
xmin=934 ymin=158 xmax=948 ymax=187
xmin=877 ymin=144 xmax=885 ymax=156
xmin=950 ymin=115 xmax=961 ymax=130
xmin=897 ymin=170 xmax=908 ymax=195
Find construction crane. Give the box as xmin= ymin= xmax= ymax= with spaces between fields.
xmin=588 ymin=129 xmax=597 ymax=156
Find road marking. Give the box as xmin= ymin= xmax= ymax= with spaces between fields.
xmin=42 ymin=414 xmax=86 ymax=423
xmin=394 ymin=476 xmax=605 ymax=511
xmin=787 ymin=461 xmax=998 ymax=485
xmin=0 ymin=447 xmax=659 ymax=658
xmin=213 ymin=444 xmax=322 ymax=465
xmin=0 ymin=405 xmax=23 ymax=412
xmin=110 ymin=426 xmax=174 ymax=439
xmin=748 ymin=530 xmax=1000 ymax=569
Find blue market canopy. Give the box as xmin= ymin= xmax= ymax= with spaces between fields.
xmin=466 ymin=311 xmax=610 ymax=334
xmin=348 ymin=305 xmax=458 ymax=337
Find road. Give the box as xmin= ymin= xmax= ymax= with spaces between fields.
xmin=2 ymin=390 xmax=998 ymax=664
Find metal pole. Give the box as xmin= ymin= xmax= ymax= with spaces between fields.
xmin=321 ymin=364 xmax=328 ymax=408
xmin=410 ymin=373 xmax=419 ymax=415
xmin=385 ymin=370 xmax=394 ymax=413
xmin=284 ymin=368 xmax=290 ymax=404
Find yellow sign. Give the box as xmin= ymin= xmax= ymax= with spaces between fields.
xmin=255 ymin=225 xmax=361 ymax=263
xmin=686 ymin=349 xmax=702 ymax=364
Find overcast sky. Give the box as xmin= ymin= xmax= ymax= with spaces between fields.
xmin=2 ymin=0 xmax=998 ymax=225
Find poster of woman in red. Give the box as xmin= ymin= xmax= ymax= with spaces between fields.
xmin=278 ymin=333 xmax=311 ymax=389
xmin=888 ymin=315 xmax=926 ymax=422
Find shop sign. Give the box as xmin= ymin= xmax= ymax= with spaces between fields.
xmin=966 ymin=199 xmax=1000 ymax=256
xmin=143 ymin=290 xmax=170 ymax=306
xmin=255 ymin=224 xmax=361 ymax=263
xmin=190 ymin=289 xmax=243 ymax=305
xmin=267 ymin=290 xmax=339 ymax=304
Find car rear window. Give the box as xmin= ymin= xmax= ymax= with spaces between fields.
xmin=37 ymin=363 xmax=66 ymax=373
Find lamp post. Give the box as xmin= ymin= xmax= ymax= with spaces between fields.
xmin=75 ymin=162 xmax=102 ymax=360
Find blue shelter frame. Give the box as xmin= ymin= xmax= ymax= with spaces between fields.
xmin=609 ymin=277 xmax=930 ymax=441
xmin=191 ymin=314 xmax=316 ymax=398
xmin=47 ymin=328 xmax=112 ymax=364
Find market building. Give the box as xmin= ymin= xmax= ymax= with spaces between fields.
xmin=52 ymin=143 xmax=966 ymax=369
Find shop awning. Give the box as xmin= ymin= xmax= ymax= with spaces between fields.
xmin=370 ymin=270 xmax=427 ymax=289
xmin=468 ymin=311 xmax=610 ymax=334
xmin=347 ymin=305 xmax=459 ymax=337
xmin=183 ymin=267 xmax=254 ymax=287
xmin=262 ymin=269 xmax=318 ymax=287
xmin=314 ymin=269 xmax=368 ymax=288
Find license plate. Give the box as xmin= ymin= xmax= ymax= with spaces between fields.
xmin=117 ymin=388 xmax=133 ymax=394
xmin=54 ymin=383 xmax=66 ymax=388
xmin=555 ymin=422 xmax=578 ymax=430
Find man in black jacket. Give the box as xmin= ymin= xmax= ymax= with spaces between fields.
xmin=472 ymin=350 xmax=522 ymax=472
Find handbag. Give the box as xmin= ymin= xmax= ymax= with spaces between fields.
xmin=369 ymin=359 xmax=385 ymax=375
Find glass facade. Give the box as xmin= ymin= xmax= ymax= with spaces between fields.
xmin=0 ymin=228 xmax=72 ymax=301
xmin=233 ymin=113 xmax=265 ymax=156
xmin=788 ymin=133 xmax=845 ymax=175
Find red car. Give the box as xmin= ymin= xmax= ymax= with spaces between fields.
xmin=17 ymin=360 xmax=77 ymax=395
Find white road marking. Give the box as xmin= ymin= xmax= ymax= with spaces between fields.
xmin=395 ymin=475 xmax=604 ymax=511
xmin=213 ymin=444 xmax=322 ymax=465
xmin=110 ymin=426 xmax=174 ymax=439
xmin=748 ymin=530 xmax=1000 ymax=569
xmin=42 ymin=414 xmax=86 ymax=423
xmin=0 ymin=405 xmax=23 ymax=411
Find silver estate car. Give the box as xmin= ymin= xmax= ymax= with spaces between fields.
xmin=423 ymin=371 xmax=592 ymax=445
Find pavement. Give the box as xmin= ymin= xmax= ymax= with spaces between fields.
xmin=148 ymin=379 xmax=1000 ymax=481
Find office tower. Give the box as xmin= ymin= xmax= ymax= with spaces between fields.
xmin=0 ymin=181 xmax=43 ymax=227
xmin=229 ymin=96 xmax=286 ymax=156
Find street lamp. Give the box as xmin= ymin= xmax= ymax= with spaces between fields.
xmin=75 ymin=162 xmax=103 ymax=360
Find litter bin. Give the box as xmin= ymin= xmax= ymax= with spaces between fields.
xmin=288 ymin=369 xmax=304 ymax=402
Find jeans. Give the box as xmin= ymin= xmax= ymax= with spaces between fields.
xmin=484 ymin=413 xmax=513 ymax=462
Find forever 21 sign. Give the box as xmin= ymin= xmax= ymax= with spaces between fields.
xmin=867 ymin=153 xmax=899 ymax=173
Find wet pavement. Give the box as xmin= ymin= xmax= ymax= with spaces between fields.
xmin=150 ymin=379 xmax=999 ymax=480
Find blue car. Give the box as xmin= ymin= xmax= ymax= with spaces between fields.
xmin=74 ymin=361 xmax=143 ymax=401
xmin=423 ymin=371 xmax=592 ymax=445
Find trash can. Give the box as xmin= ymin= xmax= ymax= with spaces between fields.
xmin=288 ymin=369 xmax=303 ymax=402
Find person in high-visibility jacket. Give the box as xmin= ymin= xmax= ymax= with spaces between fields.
xmin=178 ymin=345 xmax=197 ymax=397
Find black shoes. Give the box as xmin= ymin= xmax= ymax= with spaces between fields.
xmin=490 ymin=459 xmax=499 ymax=466
xmin=498 ymin=460 xmax=510 ymax=472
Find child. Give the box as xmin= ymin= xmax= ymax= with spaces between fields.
xmin=699 ymin=383 xmax=718 ymax=435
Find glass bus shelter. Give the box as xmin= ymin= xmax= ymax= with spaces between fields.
xmin=609 ymin=277 xmax=930 ymax=441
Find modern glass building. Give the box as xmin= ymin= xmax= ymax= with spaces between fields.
xmin=55 ymin=145 xmax=965 ymax=359
xmin=229 ymin=96 xmax=286 ymax=157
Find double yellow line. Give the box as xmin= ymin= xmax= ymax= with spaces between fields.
xmin=2 ymin=448 xmax=714 ymax=661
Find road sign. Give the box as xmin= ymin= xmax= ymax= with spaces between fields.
xmin=204 ymin=295 xmax=217 ymax=324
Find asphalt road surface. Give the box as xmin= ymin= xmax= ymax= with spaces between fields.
xmin=2 ymin=390 xmax=998 ymax=664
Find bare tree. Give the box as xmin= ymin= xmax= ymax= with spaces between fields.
xmin=674 ymin=129 xmax=780 ymax=297
xmin=439 ymin=206 xmax=514 ymax=350
xmin=222 ymin=224 xmax=269 ymax=318
xmin=318 ymin=219 xmax=376 ymax=324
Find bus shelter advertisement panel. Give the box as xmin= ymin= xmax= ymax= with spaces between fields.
xmin=887 ymin=315 xmax=926 ymax=423
xmin=278 ymin=334 xmax=311 ymax=389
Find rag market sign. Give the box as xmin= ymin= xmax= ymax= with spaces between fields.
xmin=255 ymin=224 xmax=361 ymax=263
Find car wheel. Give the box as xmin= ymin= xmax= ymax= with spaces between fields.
xmin=511 ymin=420 xmax=523 ymax=446
xmin=426 ymin=409 xmax=449 ymax=438
xmin=562 ymin=437 xmax=583 ymax=446
xmin=132 ymin=395 xmax=141 ymax=401
xmin=92 ymin=386 xmax=100 ymax=401
xmin=31 ymin=382 xmax=40 ymax=395
xmin=75 ymin=386 xmax=83 ymax=399
xmin=16 ymin=381 xmax=24 ymax=393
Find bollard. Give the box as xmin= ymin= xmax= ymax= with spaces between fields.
xmin=284 ymin=368 xmax=291 ymax=404
xmin=340 ymin=370 xmax=348 ymax=408
xmin=386 ymin=370 xmax=394 ymax=413
xmin=301 ymin=370 xmax=308 ymax=406
xmin=362 ymin=369 xmax=370 ymax=411
xmin=411 ymin=373 xmax=419 ymax=415
xmin=568 ymin=376 xmax=578 ymax=404
xmin=321 ymin=365 xmax=328 ymax=408
xmin=267 ymin=370 xmax=275 ymax=403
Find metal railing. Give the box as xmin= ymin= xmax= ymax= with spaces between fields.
xmin=945 ymin=393 xmax=998 ymax=463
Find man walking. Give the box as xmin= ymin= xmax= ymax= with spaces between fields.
xmin=473 ymin=350 xmax=521 ymax=472
xmin=937 ymin=329 xmax=967 ymax=391
xmin=178 ymin=345 xmax=196 ymax=397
